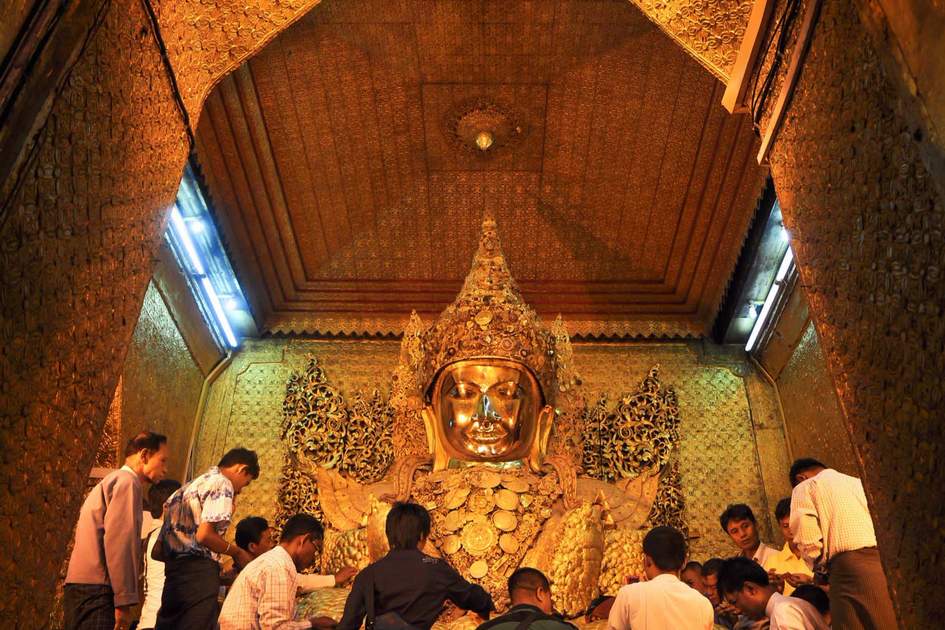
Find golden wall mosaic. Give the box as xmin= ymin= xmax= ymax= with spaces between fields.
xmin=195 ymin=338 xmax=789 ymax=565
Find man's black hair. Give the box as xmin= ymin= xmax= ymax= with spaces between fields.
xmin=508 ymin=567 xmax=551 ymax=600
xmin=683 ymin=560 xmax=703 ymax=573
xmin=789 ymin=458 xmax=826 ymax=487
xmin=702 ymin=558 xmax=725 ymax=578
xmin=719 ymin=503 xmax=757 ymax=532
xmin=218 ymin=447 xmax=260 ymax=478
xmin=280 ymin=514 xmax=324 ymax=542
xmin=125 ymin=431 xmax=167 ymax=457
xmin=386 ymin=502 xmax=431 ymax=550
xmin=792 ymin=584 xmax=830 ymax=615
xmin=147 ymin=479 xmax=181 ymax=518
xmin=775 ymin=497 xmax=792 ymax=522
xmin=235 ymin=516 xmax=270 ymax=551
xmin=642 ymin=526 xmax=686 ymax=571
xmin=716 ymin=557 xmax=770 ymax=597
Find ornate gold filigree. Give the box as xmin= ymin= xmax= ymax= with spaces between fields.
xmin=581 ymin=366 xmax=681 ymax=482
xmin=646 ymin=459 xmax=687 ymax=536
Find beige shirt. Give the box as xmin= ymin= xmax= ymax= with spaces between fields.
xmin=219 ymin=545 xmax=311 ymax=630
xmin=766 ymin=592 xmax=828 ymax=630
xmin=608 ymin=573 xmax=714 ymax=630
xmin=65 ymin=466 xmax=143 ymax=606
xmin=790 ymin=468 xmax=877 ymax=567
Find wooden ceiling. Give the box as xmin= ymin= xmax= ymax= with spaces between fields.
xmin=194 ymin=0 xmax=766 ymax=338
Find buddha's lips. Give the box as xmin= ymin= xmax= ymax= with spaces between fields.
xmin=466 ymin=421 xmax=508 ymax=443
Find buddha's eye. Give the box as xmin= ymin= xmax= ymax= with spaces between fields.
xmin=449 ymin=383 xmax=478 ymax=400
xmin=493 ymin=382 xmax=522 ymax=398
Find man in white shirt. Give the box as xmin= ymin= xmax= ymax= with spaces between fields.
xmin=789 ymin=458 xmax=897 ymax=630
xmin=607 ymin=526 xmax=714 ymax=630
xmin=719 ymin=504 xmax=778 ymax=568
xmin=717 ymin=557 xmax=827 ymax=630
xmin=138 ymin=479 xmax=182 ymax=630
xmin=219 ymin=514 xmax=339 ymax=630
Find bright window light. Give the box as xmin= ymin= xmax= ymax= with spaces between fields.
xmin=169 ymin=205 xmax=205 ymax=275
xmin=165 ymin=163 xmax=249 ymax=350
xmin=746 ymin=247 xmax=794 ymax=353
xmin=201 ymin=277 xmax=238 ymax=348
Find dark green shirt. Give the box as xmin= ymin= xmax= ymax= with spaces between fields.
xmin=476 ymin=604 xmax=579 ymax=630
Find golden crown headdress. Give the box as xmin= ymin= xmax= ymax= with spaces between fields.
xmin=417 ymin=215 xmax=558 ymax=401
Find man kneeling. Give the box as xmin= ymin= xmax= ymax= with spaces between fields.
xmin=219 ymin=514 xmax=338 ymax=630
xmin=476 ymin=568 xmax=576 ymax=630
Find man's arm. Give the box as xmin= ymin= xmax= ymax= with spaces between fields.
xmin=336 ymin=570 xmax=369 ymax=630
xmin=790 ymin=484 xmax=824 ymax=569
xmin=195 ymin=521 xmax=252 ymax=567
xmin=443 ymin=565 xmax=494 ymax=618
xmin=298 ymin=573 xmax=336 ymax=594
xmin=103 ymin=473 xmax=141 ymax=608
xmin=256 ymin=565 xmax=313 ymax=630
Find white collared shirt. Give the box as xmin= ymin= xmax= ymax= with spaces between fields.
xmin=789 ymin=468 xmax=877 ymax=567
xmin=766 ymin=592 xmax=828 ymax=630
xmin=752 ymin=542 xmax=779 ymax=567
xmin=219 ymin=545 xmax=311 ymax=630
xmin=607 ymin=573 xmax=714 ymax=630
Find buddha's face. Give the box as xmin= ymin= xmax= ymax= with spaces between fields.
xmin=429 ymin=359 xmax=544 ymax=462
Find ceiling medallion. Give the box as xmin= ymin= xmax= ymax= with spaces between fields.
xmin=443 ymin=98 xmax=527 ymax=157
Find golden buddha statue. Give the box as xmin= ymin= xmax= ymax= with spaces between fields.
xmin=281 ymin=216 xmax=684 ymax=622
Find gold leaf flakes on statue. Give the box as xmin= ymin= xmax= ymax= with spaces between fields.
xmin=467 ymin=490 xmax=496 ymax=514
xmin=473 ymin=470 xmax=502 ymax=489
xmin=501 ymin=478 xmax=529 ymax=493
xmin=442 ymin=535 xmax=461 ymax=555
xmin=469 ymin=560 xmax=489 ymax=579
xmin=493 ymin=510 xmax=518 ymax=531
xmin=443 ymin=510 xmax=467 ymax=532
xmin=444 ymin=486 xmax=470 ymax=510
xmin=494 ymin=488 xmax=519 ymax=511
xmin=499 ymin=533 xmax=519 ymax=554
xmin=461 ymin=521 xmax=497 ymax=557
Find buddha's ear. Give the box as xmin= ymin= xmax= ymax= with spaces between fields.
xmin=421 ymin=406 xmax=451 ymax=471
xmin=526 ymin=405 xmax=555 ymax=472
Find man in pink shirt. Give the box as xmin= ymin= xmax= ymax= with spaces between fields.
xmin=64 ymin=431 xmax=169 ymax=630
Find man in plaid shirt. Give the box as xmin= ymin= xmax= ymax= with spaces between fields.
xmin=219 ymin=513 xmax=339 ymax=630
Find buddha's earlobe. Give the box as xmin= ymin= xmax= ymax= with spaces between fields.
xmin=526 ymin=404 xmax=554 ymax=472
xmin=421 ymin=406 xmax=451 ymax=471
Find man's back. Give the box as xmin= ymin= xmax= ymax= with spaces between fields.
xmin=607 ymin=574 xmax=714 ymax=630
xmin=477 ymin=604 xmax=576 ymax=630
xmin=767 ymin=593 xmax=828 ymax=630
xmin=791 ymin=468 xmax=876 ymax=562
xmin=218 ymin=545 xmax=307 ymax=630
xmin=65 ymin=467 xmax=142 ymax=605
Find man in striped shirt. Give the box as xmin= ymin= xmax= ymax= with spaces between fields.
xmin=219 ymin=514 xmax=339 ymax=630
xmin=789 ymin=458 xmax=897 ymax=629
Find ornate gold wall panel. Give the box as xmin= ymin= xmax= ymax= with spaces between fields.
xmin=119 ymin=281 xmax=206 ymax=481
xmin=768 ymin=0 xmax=945 ymax=623
xmin=196 ymin=338 xmax=788 ymax=563
xmin=194 ymin=339 xmax=402 ymax=530
xmin=777 ymin=323 xmax=858 ymax=476
xmin=572 ymin=342 xmax=781 ymax=560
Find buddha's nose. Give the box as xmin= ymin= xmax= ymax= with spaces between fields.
xmin=476 ymin=395 xmax=497 ymax=423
